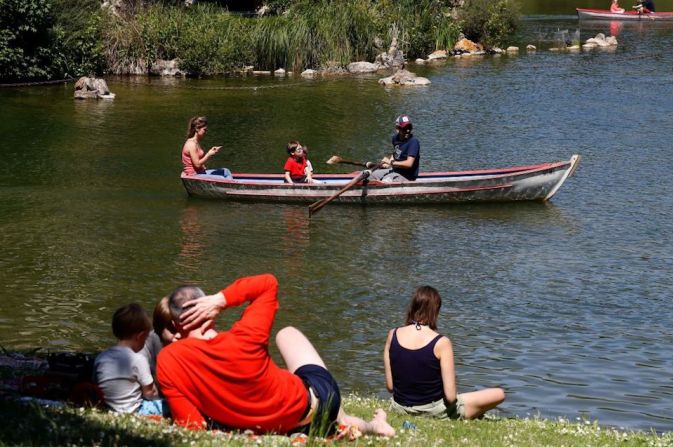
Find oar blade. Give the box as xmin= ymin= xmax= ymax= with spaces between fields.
xmin=326 ymin=155 xmax=342 ymax=165
xmin=308 ymin=169 xmax=373 ymax=218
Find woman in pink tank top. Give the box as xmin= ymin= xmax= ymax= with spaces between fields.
xmin=610 ymin=0 xmax=625 ymax=13
xmin=182 ymin=116 xmax=222 ymax=176
xmin=383 ymin=286 xmax=505 ymax=420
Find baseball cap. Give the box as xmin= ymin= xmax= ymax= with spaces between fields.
xmin=395 ymin=115 xmax=412 ymax=129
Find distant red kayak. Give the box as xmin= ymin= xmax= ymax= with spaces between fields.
xmin=577 ymin=8 xmax=673 ymax=20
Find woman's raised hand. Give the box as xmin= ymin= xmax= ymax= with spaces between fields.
xmin=208 ymin=146 xmax=222 ymax=156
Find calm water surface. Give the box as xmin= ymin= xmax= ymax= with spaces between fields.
xmin=1 ymin=16 xmax=673 ymax=432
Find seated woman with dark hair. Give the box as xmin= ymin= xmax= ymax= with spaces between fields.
xmin=383 ymin=286 xmax=505 ymax=420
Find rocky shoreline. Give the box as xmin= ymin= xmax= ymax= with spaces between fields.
xmin=72 ymin=30 xmax=618 ymax=97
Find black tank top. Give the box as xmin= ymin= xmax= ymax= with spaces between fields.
xmin=389 ymin=329 xmax=444 ymax=406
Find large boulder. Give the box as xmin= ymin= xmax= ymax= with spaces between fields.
xmin=375 ymin=36 xmax=405 ymax=69
xmin=427 ymin=50 xmax=447 ymax=61
xmin=347 ymin=61 xmax=381 ymax=74
xmin=320 ymin=61 xmax=349 ymax=76
xmin=454 ymin=37 xmax=482 ymax=53
xmin=149 ymin=59 xmax=184 ymax=76
xmin=378 ymin=69 xmax=431 ymax=87
xmin=74 ymin=76 xmax=115 ymax=99
xmin=301 ymin=69 xmax=318 ymax=78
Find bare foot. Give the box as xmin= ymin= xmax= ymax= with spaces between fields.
xmin=369 ymin=408 xmax=396 ymax=437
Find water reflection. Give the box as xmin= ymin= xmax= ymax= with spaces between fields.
xmin=177 ymin=205 xmax=207 ymax=279
xmin=610 ymin=20 xmax=625 ymax=36
xmin=279 ymin=207 xmax=311 ymax=282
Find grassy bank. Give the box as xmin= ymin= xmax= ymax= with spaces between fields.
xmin=1 ymin=395 xmax=670 ymax=446
xmin=1 ymin=0 xmax=519 ymax=81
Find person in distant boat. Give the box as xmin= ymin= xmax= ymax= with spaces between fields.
xmin=300 ymin=143 xmax=324 ymax=184
xmin=302 ymin=144 xmax=314 ymax=178
xmin=610 ymin=0 xmax=625 ymax=13
xmin=633 ymin=0 xmax=655 ymax=13
xmin=284 ymin=141 xmax=314 ymax=184
xmin=181 ymin=116 xmax=222 ymax=176
xmin=368 ymin=114 xmax=420 ymax=182
xmin=383 ymin=286 xmax=505 ymax=421
xmin=156 ymin=274 xmax=395 ymax=437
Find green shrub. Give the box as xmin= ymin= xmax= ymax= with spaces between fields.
xmin=374 ymin=0 xmax=460 ymax=58
xmin=177 ymin=6 xmax=250 ymax=76
xmin=265 ymin=0 xmax=293 ymax=14
xmin=0 ymin=0 xmax=58 ymax=81
xmin=52 ymin=0 xmax=105 ymax=77
xmin=459 ymin=0 xmax=520 ymax=47
xmin=102 ymin=11 xmax=145 ymax=74
xmin=277 ymin=0 xmax=380 ymax=70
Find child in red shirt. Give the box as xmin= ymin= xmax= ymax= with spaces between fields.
xmin=284 ymin=141 xmax=313 ymax=184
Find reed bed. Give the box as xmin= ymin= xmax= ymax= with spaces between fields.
xmin=100 ymin=0 xmax=468 ymax=76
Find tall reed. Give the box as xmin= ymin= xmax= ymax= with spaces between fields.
xmin=253 ymin=0 xmax=380 ymax=71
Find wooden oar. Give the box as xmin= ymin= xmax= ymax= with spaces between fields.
xmin=325 ymin=155 xmax=369 ymax=168
xmin=308 ymin=163 xmax=382 ymax=217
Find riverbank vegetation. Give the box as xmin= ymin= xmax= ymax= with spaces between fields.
xmin=1 ymin=0 xmax=519 ymax=82
xmin=1 ymin=395 xmax=671 ymax=446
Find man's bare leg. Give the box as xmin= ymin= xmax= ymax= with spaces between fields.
xmin=277 ymin=327 xmax=395 ymax=437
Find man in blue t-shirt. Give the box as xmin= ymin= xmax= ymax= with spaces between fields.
xmin=369 ymin=115 xmax=421 ymax=182
xmin=634 ymin=0 xmax=655 ymax=13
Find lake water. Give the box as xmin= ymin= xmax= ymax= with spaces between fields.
xmin=1 ymin=10 xmax=673 ymax=433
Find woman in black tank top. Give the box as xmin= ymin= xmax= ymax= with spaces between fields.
xmin=383 ymin=286 xmax=506 ymax=420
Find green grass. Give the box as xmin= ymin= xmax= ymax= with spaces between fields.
xmin=1 ymin=394 xmax=671 ymax=447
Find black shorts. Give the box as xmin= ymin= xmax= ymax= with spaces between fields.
xmin=288 ymin=175 xmax=307 ymax=183
xmin=294 ymin=364 xmax=341 ymax=435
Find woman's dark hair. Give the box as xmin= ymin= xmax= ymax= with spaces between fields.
xmin=405 ymin=286 xmax=442 ymax=330
xmin=186 ymin=116 xmax=208 ymax=138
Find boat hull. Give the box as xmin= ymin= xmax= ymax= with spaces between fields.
xmin=577 ymin=8 xmax=673 ymax=20
xmin=181 ymin=155 xmax=581 ymax=205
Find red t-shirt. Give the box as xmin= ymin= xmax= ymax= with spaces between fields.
xmin=157 ymin=274 xmax=307 ymax=432
xmin=284 ymin=156 xmax=307 ymax=177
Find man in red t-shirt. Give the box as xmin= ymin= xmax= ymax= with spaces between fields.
xmin=156 ymin=274 xmax=395 ymax=437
